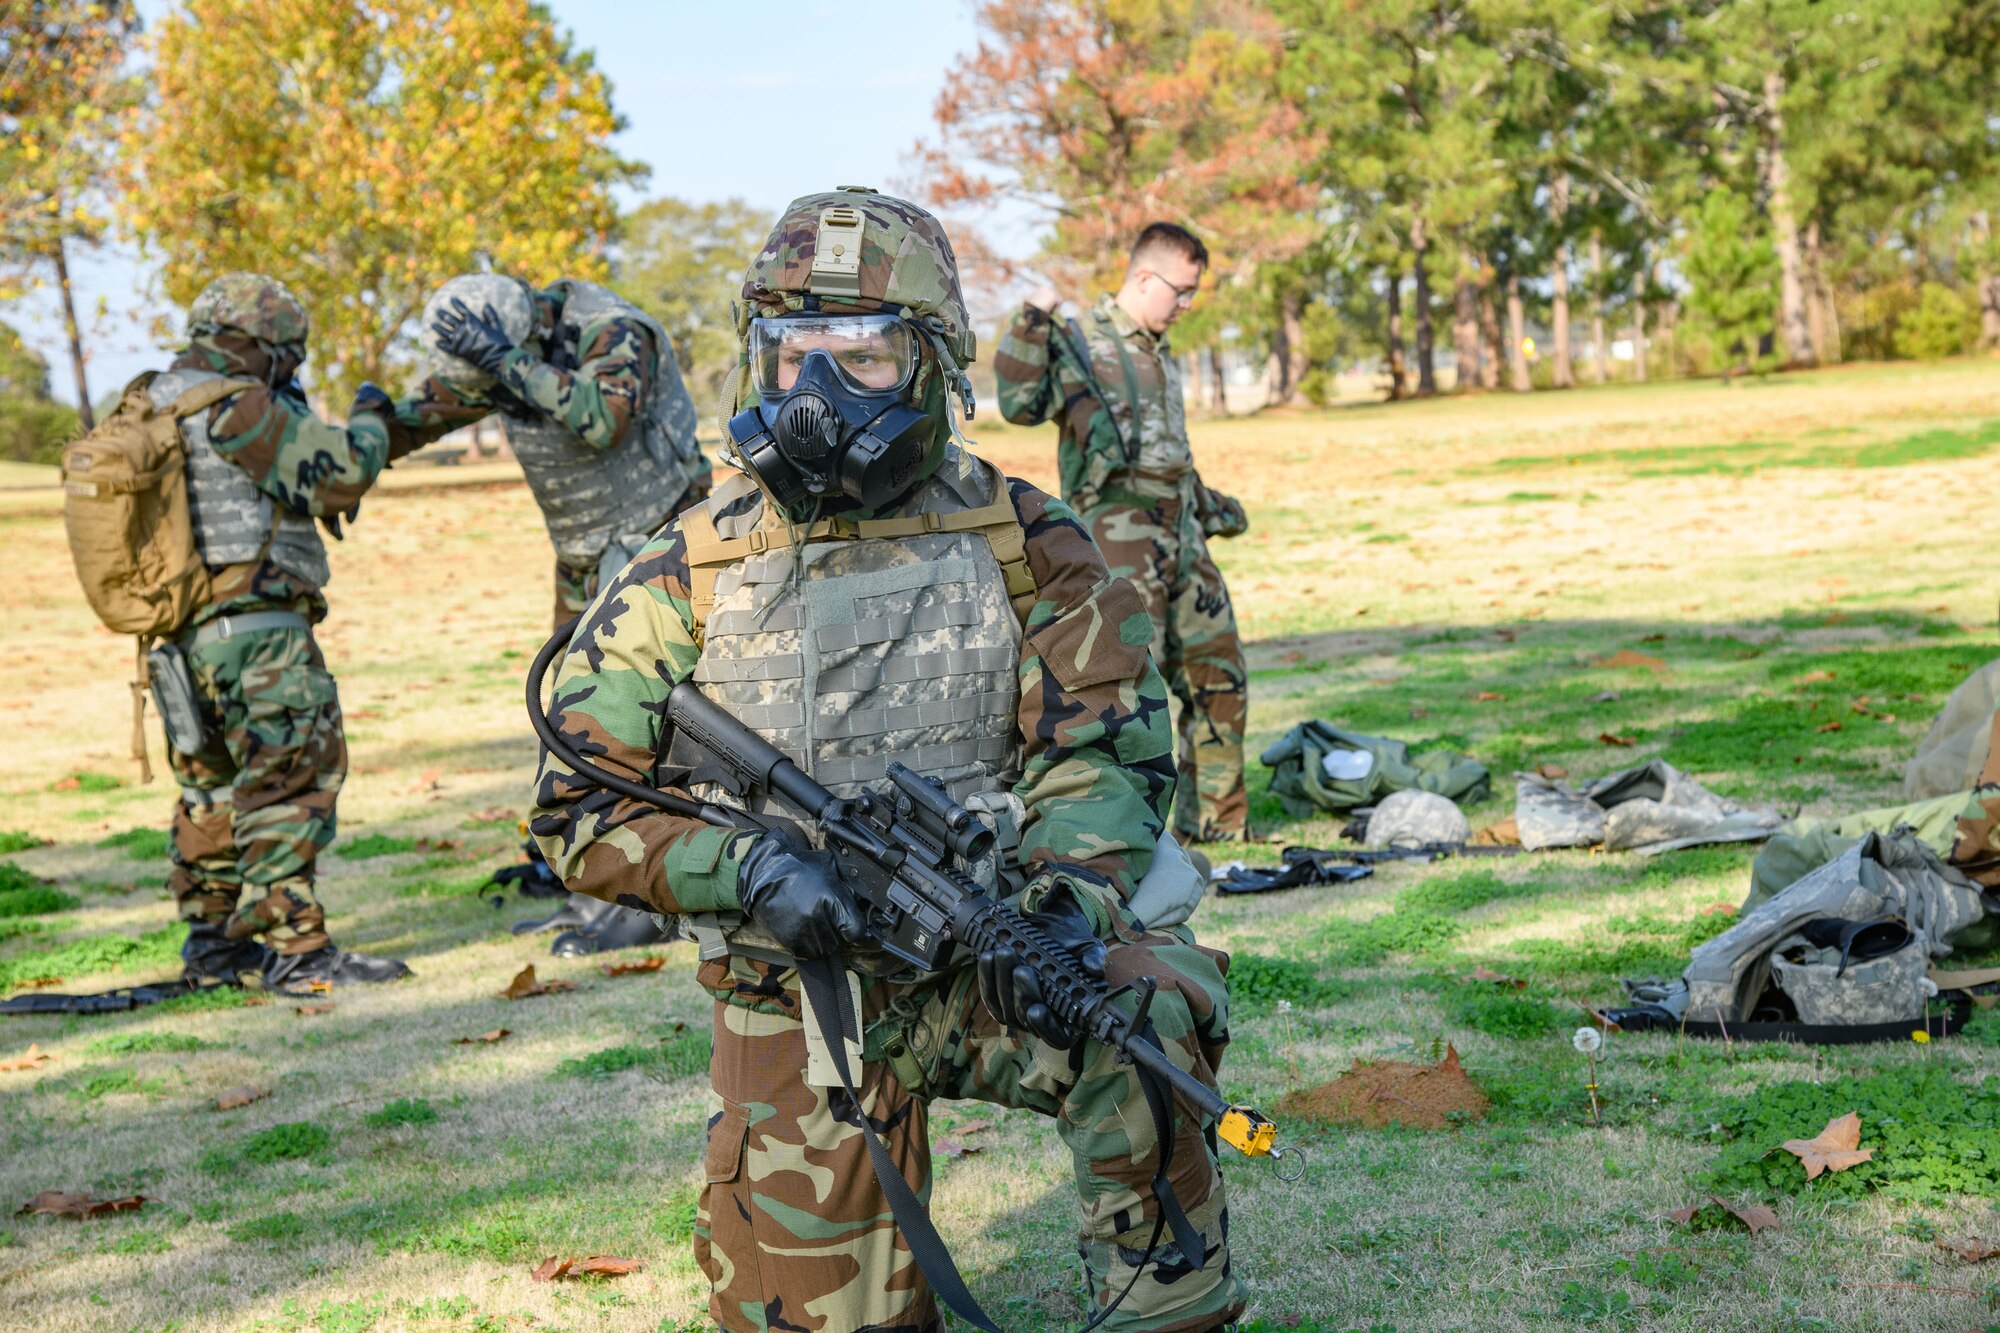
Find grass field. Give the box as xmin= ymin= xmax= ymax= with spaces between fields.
xmin=3 ymin=358 xmax=1999 ymax=1333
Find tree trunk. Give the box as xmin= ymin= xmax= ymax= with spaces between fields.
xmin=1410 ymin=213 xmax=1437 ymax=396
xmin=1452 ymin=267 xmax=1480 ymax=394
xmin=1208 ymin=346 xmax=1227 ymax=414
xmin=1656 ymin=256 xmax=1676 ymax=378
xmin=52 ymin=236 xmax=94 ymax=430
xmin=1762 ymin=68 xmax=1816 ymax=368
xmin=1385 ymin=268 xmax=1407 ymax=401
xmin=1183 ymin=352 xmax=1202 ymax=414
xmin=1983 ymin=270 xmax=2000 ymax=353
xmin=1477 ymin=274 xmax=1502 ymax=389
xmin=1589 ymin=229 xmax=1609 ymax=384
xmin=1549 ymin=173 xmax=1574 ymax=389
xmin=1632 ymin=256 xmax=1649 ymax=383
xmin=1505 ymin=274 xmax=1531 ymax=392
xmin=1273 ymin=287 xmax=1307 ymax=405
xmin=1802 ymin=219 xmax=1841 ymax=363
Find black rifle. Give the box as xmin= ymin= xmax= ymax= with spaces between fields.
xmin=526 ymin=624 xmax=1300 ymax=1332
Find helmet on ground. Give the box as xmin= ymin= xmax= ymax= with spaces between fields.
xmin=1365 ymin=790 xmax=1471 ymax=850
xmin=188 ymin=272 xmax=309 ymax=347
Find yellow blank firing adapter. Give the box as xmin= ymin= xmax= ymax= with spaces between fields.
xmin=1219 ymin=1106 xmax=1306 ymax=1181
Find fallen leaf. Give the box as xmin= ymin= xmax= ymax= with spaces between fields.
xmin=1592 ymin=650 xmax=1666 ymax=672
xmin=414 ymin=837 xmax=461 ymax=853
xmin=0 ymin=1044 xmax=53 ymax=1071
xmin=15 ymin=976 xmax=63 ymax=989
xmin=295 ymin=1002 xmax=337 ymax=1016
xmin=1472 ymin=817 xmax=1520 ymax=847
xmin=603 ymin=956 xmax=665 ymax=977
xmin=1777 ymin=1112 xmax=1874 ymax=1180
xmin=348 ymin=708 xmax=382 ymax=720
xmin=1700 ymin=902 xmax=1738 ymax=917
xmin=949 ymin=1118 xmax=995 ymax=1137
xmin=500 ymin=964 xmax=575 ymax=1000
xmin=1935 ymin=1237 xmax=2000 ymax=1263
xmin=1475 ymin=691 xmax=1507 ymax=702
xmin=1408 ymin=707 xmax=1429 ymax=720
xmin=1849 ymin=699 xmax=1872 ymax=714
xmin=1797 ymin=670 xmax=1837 ymax=684
xmin=214 ymin=1087 xmax=270 ymax=1110
xmin=936 ymin=1138 xmax=983 ymax=1158
xmin=1352 ymin=607 xmax=1370 ymax=617
xmin=468 ymin=806 xmax=515 ymax=824
xmin=453 ymin=1028 xmax=511 ymax=1045
xmin=1468 ymin=966 xmax=1527 ymax=988
xmin=1816 ymin=721 xmax=1843 ymax=734
xmin=1534 ymin=763 xmax=1568 ymax=779
xmin=17 ymin=1190 xmax=154 ymax=1219
xmin=1876 ymin=712 xmax=1896 ymax=724
xmin=408 ymin=769 xmax=443 ymax=793
xmin=52 ymin=776 xmax=80 ymax=791
xmin=1597 ymin=732 xmax=1637 ymax=747
xmin=1493 ymin=628 xmax=1517 ymax=642
xmin=1667 ymin=1195 xmax=1780 ymax=1235
xmin=531 ymin=1254 xmax=643 ymax=1281
xmin=1639 ymin=634 xmax=1665 ymax=643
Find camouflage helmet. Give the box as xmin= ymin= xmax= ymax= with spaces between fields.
xmin=738 ymin=187 xmax=975 ymax=368
xmin=188 ymin=272 xmax=309 ymax=346
xmin=421 ymin=273 xmax=536 ymax=390
xmin=1364 ymin=790 xmax=1471 ymax=850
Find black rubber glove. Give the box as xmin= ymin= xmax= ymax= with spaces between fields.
xmin=483 ymin=379 xmax=538 ymax=420
xmin=349 ymin=382 xmax=393 ymax=418
xmin=431 ymin=297 xmax=517 ymax=376
xmin=735 ymin=832 xmax=869 ymax=961
xmin=977 ymin=884 xmax=1107 ymax=1049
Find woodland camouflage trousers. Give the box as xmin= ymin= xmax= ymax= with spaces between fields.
xmin=691 ymin=921 xmax=1245 ymax=1333
xmin=166 ymin=621 xmax=344 ymax=955
xmin=1087 ymin=490 xmax=1248 ymax=842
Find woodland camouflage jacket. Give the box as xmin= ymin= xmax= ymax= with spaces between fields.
xmin=170 ymin=331 xmax=417 ymax=625
xmin=527 ymin=478 xmax=1178 ymax=916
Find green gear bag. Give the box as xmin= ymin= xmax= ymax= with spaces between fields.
xmin=1260 ymin=720 xmax=1490 ymax=817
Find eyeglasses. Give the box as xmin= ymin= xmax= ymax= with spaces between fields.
xmin=1140 ymin=269 xmax=1200 ymax=307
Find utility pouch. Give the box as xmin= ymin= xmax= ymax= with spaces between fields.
xmin=146 ymin=641 xmax=208 ymax=755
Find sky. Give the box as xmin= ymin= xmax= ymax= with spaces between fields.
xmin=14 ymin=0 xmax=1030 ymax=407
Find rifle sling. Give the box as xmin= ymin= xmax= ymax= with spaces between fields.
xmin=795 ymin=953 xmax=1199 ymax=1333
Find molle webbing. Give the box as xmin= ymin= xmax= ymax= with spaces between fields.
xmin=680 ymin=486 xmax=1038 ymax=641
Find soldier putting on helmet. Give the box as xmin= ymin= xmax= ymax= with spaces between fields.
xmin=147 ymin=274 xmax=425 ymax=993
xmin=996 ymin=225 xmax=1252 ymax=844
xmin=531 ymin=190 xmax=1247 ymax=1333
xmin=389 ymin=273 xmax=711 ymax=955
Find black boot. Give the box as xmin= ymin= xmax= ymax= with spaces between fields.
xmin=181 ymin=922 xmax=272 ymax=985
xmin=261 ymin=944 xmax=412 ymax=994
xmin=487 ymin=839 xmax=567 ymax=899
xmin=551 ymin=900 xmax=681 ymax=957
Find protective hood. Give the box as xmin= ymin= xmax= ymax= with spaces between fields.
xmin=173 ymin=327 xmax=304 ymax=389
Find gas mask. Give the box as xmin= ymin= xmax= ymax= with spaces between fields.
xmin=726 ymin=314 xmax=934 ymax=510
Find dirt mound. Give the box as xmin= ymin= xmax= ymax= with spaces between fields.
xmin=1276 ymin=1044 xmax=1489 ymax=1130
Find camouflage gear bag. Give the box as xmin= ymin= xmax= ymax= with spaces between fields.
xmin=1262 ymin=719 xmax=1490 ymax=816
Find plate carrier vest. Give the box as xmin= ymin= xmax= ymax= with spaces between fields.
xmin=148 ymin=368 xmax=329 ymax=589
xmin=506 ymin=279 xmax=706 ymax=567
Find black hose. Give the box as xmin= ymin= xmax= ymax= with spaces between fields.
xmin=524 ymin=617 xmax=711 ymax=823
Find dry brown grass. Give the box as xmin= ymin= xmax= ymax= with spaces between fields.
xmin=1 ymin=359 xmax=1998 ymax=1331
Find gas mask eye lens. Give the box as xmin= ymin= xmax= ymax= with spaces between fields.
xmin=749 ymin=315 xmax=916 ymax=398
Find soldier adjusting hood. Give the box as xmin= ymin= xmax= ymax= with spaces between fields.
xmin=178 ymin=272 xmax=310 ymax=388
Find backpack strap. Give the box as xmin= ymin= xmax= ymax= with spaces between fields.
xmin=682 ymin=475 xmax=1040 ymax=645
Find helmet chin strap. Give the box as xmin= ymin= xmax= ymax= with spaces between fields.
xmin=918 ymin=317 xmax=977 ymax=451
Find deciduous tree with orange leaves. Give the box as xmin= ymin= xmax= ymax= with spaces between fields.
xmin=117 ymin=0 xmax=641 ymax=401
xmin=915 ymin=0 xmax=1321 ymax=357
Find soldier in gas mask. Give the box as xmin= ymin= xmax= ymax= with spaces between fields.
xmin=530 ymin=189 xmax=1245 ymax=1333
xmin=392 ymin=273 xmax=710 ymax=955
